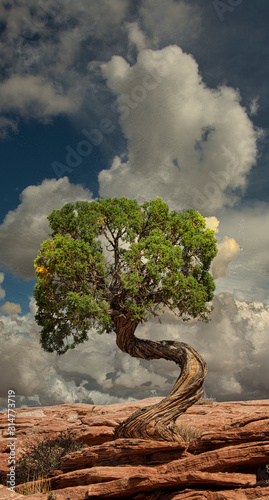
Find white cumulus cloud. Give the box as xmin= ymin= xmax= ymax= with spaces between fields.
xmin=0 ymin=75 xmax=79 ymax=121
xmin=0 ymin=272 xmax=5 ymax=300
xmin=0 ymin=177 xmax=93 ymax=279
xmin=1 ymin=292 xmax=269 ymax=408
xmin=0 ymin=301 xmax=22 ymax=316
xmin=0 ymin=75 xmax=79 ymax=120
xmin=0 ymin=0 xmax=131 ymax=136
xmin=211 ymin=236 xmax=241 ymax=279
xmin=212 ymin=203 xmax=269 ymax=303
xmin=99 ymin=44 xmax=259 ymax=214
xmin=138 ymin=292 xmax=269 ymax=401
xmin=205 ymin=216 xmax=220 ymax=233
xmin=126 ymin=21 xmax=148 ymax=52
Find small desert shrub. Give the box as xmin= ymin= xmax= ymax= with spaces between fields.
xmin=177 ymin=424 xmax=201 ymax=442
xmin=16 ymin=429 xmax=84 ymax=485
xmin=266 ymin=464 xmax=269 ymax=484
xmin=195 ymin=392 xmax=216 ymax=405
xmin=87 ymin=406 xmax=98 ymax=416
xmin=196 ymin=398 xmax=215 ymax=405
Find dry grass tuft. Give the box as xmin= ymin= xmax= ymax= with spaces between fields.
xmin=16 ymin=475 xmax=51 ymax=496
xmin=177 ymin=424 xmax=201 ymax=442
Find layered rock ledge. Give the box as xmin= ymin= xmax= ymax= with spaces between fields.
xmin=0 ymin=398 xmax=269 ymax=499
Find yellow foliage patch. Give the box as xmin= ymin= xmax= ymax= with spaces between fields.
xmin=97 ymin=216 xmax=107 ymax=226
xmin=36 ymin=266 xmax=50 ymax=282
xmin=36 ymin=266 xmax=48 ymax=275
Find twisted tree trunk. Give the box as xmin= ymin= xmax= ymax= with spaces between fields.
xmin=112 ymin=314 xmax=207 ymax=442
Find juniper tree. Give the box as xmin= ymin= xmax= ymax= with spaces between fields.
xmin=34 ymin=197 xmax=217 ymax=441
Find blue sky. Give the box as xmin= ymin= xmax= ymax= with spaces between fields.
xmin=0 ymin=0 xmax=269 ymax=408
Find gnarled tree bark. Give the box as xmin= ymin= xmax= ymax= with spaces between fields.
xmin=112 ymin=314 xmax=207 ymax=442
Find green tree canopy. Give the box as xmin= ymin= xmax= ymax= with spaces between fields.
xmin=34 ymin=197 xmax=217 ymax=355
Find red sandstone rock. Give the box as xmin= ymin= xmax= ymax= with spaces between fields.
xmin=0 ymin=398 xmax=269 ymax=499
xmin=0 ymin=484 xmax=26 ymax=499
xmin=78 ymin=425 xmax=114 ymax=446
xmin=189 ymin=422 xmax=269 ymax=453
xmin=160 ymin=486 xmax=269 ymax=499
xmin=85 ymin=471 xmax=256 ymax=498
xmin=51 ymin=464 xmax=256 ymax=491
xmin=61 ymin=438 xmax=187 ymax=471
xmin=49 ymin=439 xmax=267 ymax=495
